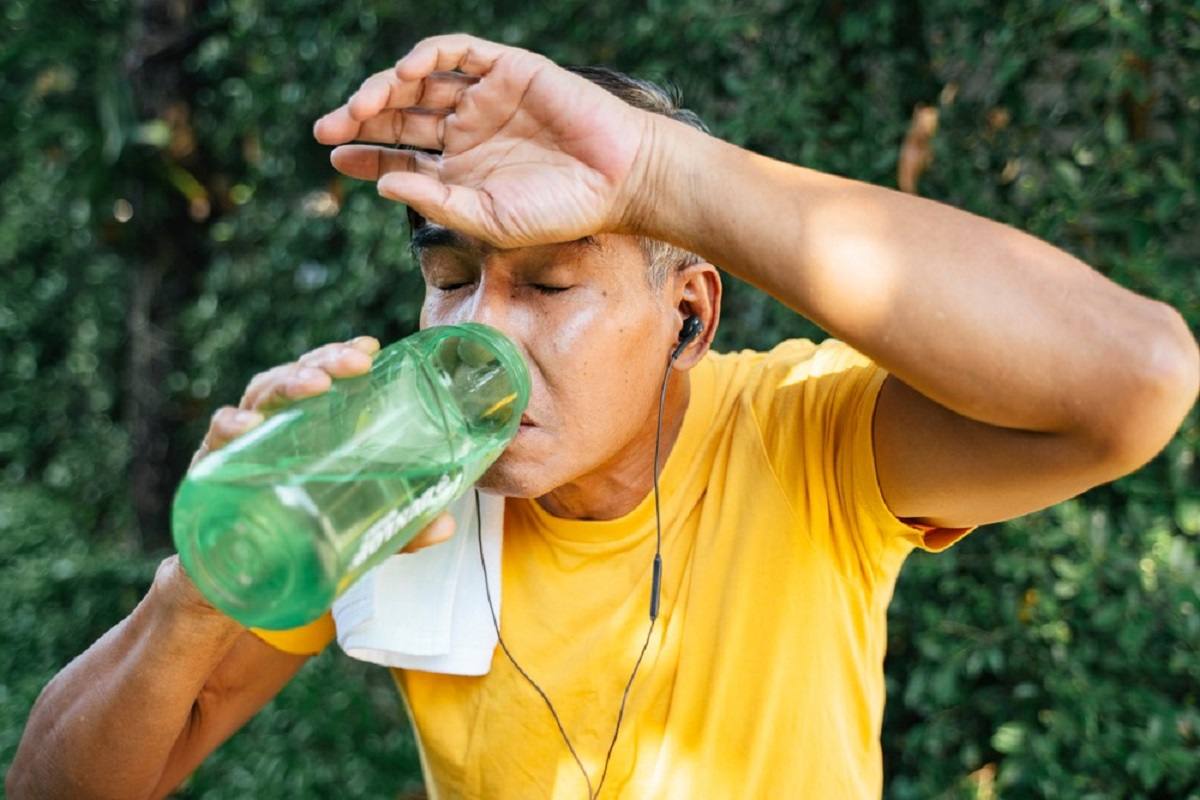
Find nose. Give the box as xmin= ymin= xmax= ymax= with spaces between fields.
xmin=457 ymin=276 xmax=534 ymax=368
xmin=463 ymin=278 xmax=506 ymax=331
xmin=463 ymin=276 xmax=512 ymax=333
xmin=420 ymin=266 xmax=535 ymax=379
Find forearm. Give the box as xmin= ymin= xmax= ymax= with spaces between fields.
xmin=634 ymin=116 xmax=1198 ymax=445
xmin=7 ymin=564 xmax=244 ymax=800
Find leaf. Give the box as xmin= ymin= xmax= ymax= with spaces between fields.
xmin=1061 ymin=5 xmax=1104 ymax=34
xmin=992 ymin=722 xmax=1027 ymax=754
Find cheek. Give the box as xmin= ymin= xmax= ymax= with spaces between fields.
xmin=542 ymin=303 xmax=603 ymax=363
xmin=539 ymin=317 xmax=659 ymax=436
xmin=420 ymin=293 xmax=456 ymax=328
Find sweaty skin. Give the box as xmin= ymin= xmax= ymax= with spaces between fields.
xmin=319 ymin=33 xmax=1198 ymax=529
xmin=416 ymin=230 xmax=721 ymax=521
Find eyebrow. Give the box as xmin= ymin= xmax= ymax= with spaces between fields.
xmin=410 ymin=225 xmax=602 ymax=257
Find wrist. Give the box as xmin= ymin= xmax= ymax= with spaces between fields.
xmin=615 ymin=112 xmax=721 ymax=252
xmin=149 ymin=555 xmax=245 ymax=641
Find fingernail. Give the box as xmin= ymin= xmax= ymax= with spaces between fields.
xmin=351 ymin=336 xmax=380 ymax=354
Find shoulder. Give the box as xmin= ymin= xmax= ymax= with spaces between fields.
xmin=704 ymin=336 xmax=870 ymax=399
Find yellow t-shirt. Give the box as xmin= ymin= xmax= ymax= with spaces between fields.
xmin=253 ymin=338 xmax=976 ymax=798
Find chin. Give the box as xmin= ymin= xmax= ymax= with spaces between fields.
xmin=475 ymin=452 xmax=555 ymax=498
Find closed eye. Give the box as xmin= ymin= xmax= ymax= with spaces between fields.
xmin=434 ymin=282 xmax=570 ymax=295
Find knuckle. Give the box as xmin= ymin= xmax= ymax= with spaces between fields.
xmin=211 ymin=405 xmax=237 ymax=428
xmin=154 ymin=553 xmax=181 ymax=582
xmin=300 ymin=343 xmax=341 ymax=365
xmin=246 ymin=364 xmax=296 ymax=405
xmin=241 ymin=370 xmax=273 ymax=402
xmin=292 ymin=363 xmax=324 ymax=381
xmin=298 ymin=349 xmax=329 ymax=368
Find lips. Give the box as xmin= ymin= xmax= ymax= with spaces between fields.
xmin=519 ymin=414 xmax=536 ymax=426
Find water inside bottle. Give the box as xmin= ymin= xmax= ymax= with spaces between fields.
xmin=175 ymin=456 xmax=472 ymax=629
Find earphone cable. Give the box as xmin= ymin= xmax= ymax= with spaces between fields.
xmin=475 ymin=345 xmax=680 ymax=800
xmin=476 ymin=488 xmax=594 ymax=798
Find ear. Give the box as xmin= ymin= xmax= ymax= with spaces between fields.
xmin=670 ymin=262 xmax=722 ymax=371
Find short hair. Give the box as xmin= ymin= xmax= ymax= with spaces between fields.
xmin=406 ymin=64 xmax=709 ymax=288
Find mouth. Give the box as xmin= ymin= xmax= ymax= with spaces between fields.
xmin=519 ymin=414 xmax=536 ymax=427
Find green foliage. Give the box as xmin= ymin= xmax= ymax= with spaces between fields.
xmin=0 ymin=486 xmax=424 ymax=797
xmin=2 ymin=0 xmax=1197 ymax=797
xmin=885 ymin=488 xmax=1200 ymax=799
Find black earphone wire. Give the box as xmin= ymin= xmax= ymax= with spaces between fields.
xmin=475 ymin=338 xmax=685 ymax=800
xmin=476 ymin=488 xmax=594 ymax=794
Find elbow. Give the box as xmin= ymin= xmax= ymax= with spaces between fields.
xmin=6 ymin=769 xmax=39 ymax=800
xmin=6 ymin=765 xmax=25 ymax=800
xmin=1095 ymin=302 xmax=1199 ymax=474
xmin=7 ymin=694 xmax=47 ymax=800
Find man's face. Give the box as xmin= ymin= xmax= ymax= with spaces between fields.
xmin=417 ymin=226 xmax=675 ymax=498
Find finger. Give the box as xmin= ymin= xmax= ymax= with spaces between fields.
xmin=331 ymin=145 xmax=440 ymax=183
xmin=238 ymin=364 xmax=293 ymax=410
xmin=348 ymin=68 xmax=419 ymax=122
xmin=242 ymin=365 xmax=332 ymax=412
xmin=416 ymin=72 xmax=480 ymax=110
xmin=316 ymin=72 xmax=478 ymax=146
xmin=318 ymin=105 xmax=452 ymax=149
xmin=398 ymin=513 xmax=456 ymax=554
xmin=377 ymin=172 xmax=497 ymax=244
xmin=239 ymin=338 xmax=379 ymax=410
xmin=297 ymin=341 xmax=375 ymax=378
xmin=350 ymin=69 xmax=477 ymax=120
xmin=395 ymin=34 xmax=509 ymax=81
xmin=349 ymin=335 xmax=381 ymax=355
xmin=314 ymin=104 xmax=367 ymax=146
xmin=377 ymin=108 xmax=452 ymax=150
xmin=190 ymin=406 xmax=264 ymax=471
xmin=206 ymin=406 xmax=266 ymax=451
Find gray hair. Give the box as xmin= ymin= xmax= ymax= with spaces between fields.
xmin=406 ymin=64 xmax=710 ymax=288
xmin=563 ymin=66 xmax=708 ymax=287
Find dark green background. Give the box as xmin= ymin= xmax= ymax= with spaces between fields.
xmin=2 ymin=0 xmax=1198 ymax=797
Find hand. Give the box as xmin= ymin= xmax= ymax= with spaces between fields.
xmin=313 ymin=33 xmax=659 ymax=248
xmin=187 ymin=335 xmax=456 ymax=557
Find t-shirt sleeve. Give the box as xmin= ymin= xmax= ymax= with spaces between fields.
xmin=747 ymin=337 xmax=977 ymax=580
xmin=249 ymin=610 xmax=336 ymax=656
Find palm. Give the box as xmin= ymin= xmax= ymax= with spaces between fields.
xmin=316 ymin=36 xmax=654 ymax=248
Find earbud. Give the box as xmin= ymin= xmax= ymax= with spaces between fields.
xmin=671 ymin=315 xmax=704 ymax=360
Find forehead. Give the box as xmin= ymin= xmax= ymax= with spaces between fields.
xmin=412 ymin=225 xmax=647 ymax=271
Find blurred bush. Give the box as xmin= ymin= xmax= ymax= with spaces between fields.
xmin=1 ymin=0 xmax=1197 ymax=797
xmin=0 ymin=484 xmax=426 ymax=799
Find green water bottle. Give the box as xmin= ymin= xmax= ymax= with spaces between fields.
xmin=171 ymin=323 xmax=530 ymax=631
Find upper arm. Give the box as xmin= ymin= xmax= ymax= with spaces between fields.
xmin=873 ymin=373 xmax=1123 ymax=529
xmin=149 ymin=630 xmax=311 ymax=799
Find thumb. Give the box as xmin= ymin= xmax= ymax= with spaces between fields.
xmin=376 ymin=173 xmax=498 ymax=244
xmin=398 ymin=512 xmax=457 ymax=554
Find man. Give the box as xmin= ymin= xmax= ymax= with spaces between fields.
xmin=9 ymin=33 xmax=1198 ymax=799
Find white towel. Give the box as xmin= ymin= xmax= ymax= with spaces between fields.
xmin=331 ymin=488 xmax=503 ymax=675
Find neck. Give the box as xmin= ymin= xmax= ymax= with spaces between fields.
xmin=535 ymin=370 xmax=691 ymax=522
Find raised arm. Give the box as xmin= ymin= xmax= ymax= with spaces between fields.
xmin=316 ymin=33 xmax=1199 ymax=530
xmin=630 ymin=114 xmax=1199 ymax=527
